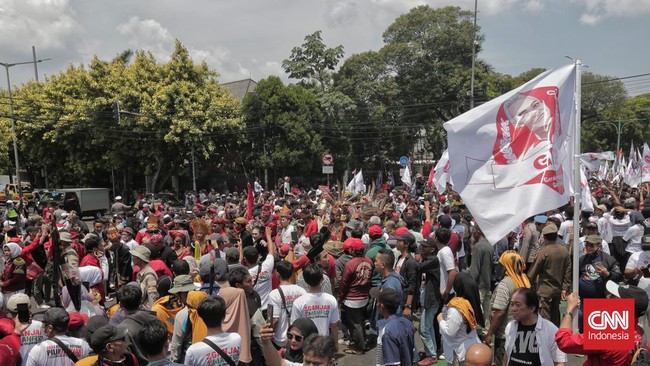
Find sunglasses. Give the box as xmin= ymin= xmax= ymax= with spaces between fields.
xmin=286 ymin=332 xmax=304 ymax=342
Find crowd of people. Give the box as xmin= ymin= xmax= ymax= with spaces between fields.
xmin=0 ymin=177 xmax=649 ymax=366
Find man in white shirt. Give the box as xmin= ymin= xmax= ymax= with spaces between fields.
xmin=26 ymin=308 xmax=91 ymax=366
xmin=243 ymin=243 xmax=276 ymax=314
xmin=557 ymin=206 xmax=574 ymax=245
xmin=435 ymin=227 xmax=457 ymax=302
xmin=291 ymin=263 xmax=340 ymax=343
xmin=184 ymin=296 xmax=242 ymax=366
xmin=269 ymin=260 xmax=307 ymax=347
xmin=6 ymin=293 xmax=46 ymax=366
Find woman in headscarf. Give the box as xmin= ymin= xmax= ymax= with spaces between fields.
xmin=281 ymin=317 xmax=319 ymax=363
xmin=170 ymin=230 xmax=189 ymax=259
xmin=437 ymin=272 xmax=481 ymax=364
xmin=183 ymin=256 xmax=200 ymax=281
xmin=1 ymin=243 xmax=25 ymax=298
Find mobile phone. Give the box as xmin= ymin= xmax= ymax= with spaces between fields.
xmin=593 ymin=262 xmax=604 ymax=270
xmin=17 ymin=303 xmax=30 ymax=323
xmin=291 ymin=232 xmax=299 ymax=243
xmin=266 ymin=305 xmax=274 ymax=324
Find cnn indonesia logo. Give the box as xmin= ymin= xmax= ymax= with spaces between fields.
xmin=583 ymin=298 xmax=634 ymax=350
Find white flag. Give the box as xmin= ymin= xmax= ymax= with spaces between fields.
xmin=401 ymin=165 xmax=412 ymax=188
xmin=444 ymin=64 xmax=576 ymax=243
xmin=580 ymin=151 xmax=614 ymax=171
xmin=580 ymin=166 xmax=595 ymax=212
xmin=434 ymin=149 xmax=453 ymax=193
xmin=642 ymin=143 xmax=650 ymax=183
xmin=625 ymin=154 xmax=641 ymax=188
xmin=346 ymin=169 xmax=366 ymax=194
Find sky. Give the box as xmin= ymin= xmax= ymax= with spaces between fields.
xmin=1 ymin=0 xmax=649 ymax=96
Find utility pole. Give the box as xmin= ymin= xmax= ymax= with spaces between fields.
xmin=0 ymin=55 xmax=51 ymax=207
xmin=191 ymin=148 xmax=197 ymax=192
xmin=469 ymin=0 xmax=478 ymax=109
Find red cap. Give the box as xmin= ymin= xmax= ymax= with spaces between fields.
xmin=395 ymin=227 xmax=409 ymax=236
xmin=280 ymin=244 xmax=291 ymax=256
xmin=368 ymin=225 xmax=383 ymax=237
xmin=68 ymin=312 xmax=89 ymax=330
xmin=343 ymin=237 xmax=364 ymax=251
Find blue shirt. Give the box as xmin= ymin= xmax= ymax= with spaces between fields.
xmin=382 ymin=315 xmax=416 ymax=365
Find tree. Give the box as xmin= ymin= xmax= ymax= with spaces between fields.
xmin=242 ymin=76 xmax=326 ymax=180
xmin=333 ymin=5 xmax=485 ymax=162
xmin=282 ymin=31 xmax=344 ymax=92
xmin=9 ymin=40 xmax=242 ymax=191
xmin=580 ymin=72 xmax=628 ymax=152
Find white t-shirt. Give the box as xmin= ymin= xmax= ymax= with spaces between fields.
xmin=269 ymin=284 xmax=307 ymax=344
xmin=291 ymin=292 xmax=340 ymax=336
xmin=626 ymin=251 xmax=650 ymax=297
xmin=184 ymin=332 xmax=242 ymax=366
xmin=609 ymin=215 xmax=631 ymax=238
xmin=26 ymin=335 xmax=91 ymax=366
xmin=437 ymin=246 xmax=456 ymax=295
xmin=624 ymin=224 xmax=644 ymax=254
xmin=249 ymin=253 xmax=275 ymax=310
xmin=281 ymin=224 xmax=295 ymax=245
xmin=20 ymin=320 xmax=46 ymax=366
xmin=558 ymin=220 xmax=574 ymax=245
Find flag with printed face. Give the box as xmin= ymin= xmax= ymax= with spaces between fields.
xmin=580 ymin=151 xmax=614 ymax=172
xmin=444 ymin=64 xmax=577 ymax=243
xmin=642 ymin=143 xmax=650 ymax=183
xmin=434 ymin=149 xmax=452 ymax=193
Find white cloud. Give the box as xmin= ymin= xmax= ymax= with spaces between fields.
xmin=573 ymin=0 xmax=650 ymax=24
xmin=325 ymin=0 xmax=359 ymax=26
xmin=117 ymin=16 xmax=175 ymax=61
xmin=189 ymin=46 xmax=251 ymax=82
xmin=0 ymin=0 xmax=79 ymax=51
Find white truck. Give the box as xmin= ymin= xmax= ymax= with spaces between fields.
xmin=57 ymin=188 xmax=110 ymax=218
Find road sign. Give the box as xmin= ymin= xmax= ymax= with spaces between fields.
xmin=322 ymin=153 xmax=334 ymax=166
xmin=399 ymin=156 xmax=409 ymax=167
xmin=322 ymin=166 xmax=334 ymax=174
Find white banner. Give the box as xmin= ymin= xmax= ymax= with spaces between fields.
xmin=444 ymin=64 xmax=576 ymax=243
xmin=346 ymin=169 xmax=366 ymax=194
xmin=434 ymin=149 xmax=452 ymax=193
xmin=580 ymin=151 xmax=614 ymax=171
xmin=642 ymin=143 xmax=650 ymax=183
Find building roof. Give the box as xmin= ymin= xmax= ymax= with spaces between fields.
xmin=222 ymin=79 xmax=257 ymax=101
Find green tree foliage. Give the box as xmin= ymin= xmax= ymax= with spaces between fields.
xmin=242 ymin=76 xmax=325 ymax=178
xmin=333 ymin=5 xmax=484 ymax=162
xmin=580 ymin=72 xmax=628 ymax=152
xmin=8 ymin=40 xmax=241 ymax=190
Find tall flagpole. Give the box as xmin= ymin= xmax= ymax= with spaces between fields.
xmin=572 ymin=59 xmax=582 ymax=329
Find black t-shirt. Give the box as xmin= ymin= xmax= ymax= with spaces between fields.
xmin=508 ymin=322 xmax=541 ymax=366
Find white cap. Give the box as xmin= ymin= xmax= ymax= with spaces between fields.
xmin=115 ymin=196 xmax=122 ymax=200
xmin=6 ymin=200 xmax=13 ymax=204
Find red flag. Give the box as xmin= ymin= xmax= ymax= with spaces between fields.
xmin=427 ymin=165 xmax=435 ymax=188
xmin=246 ymin=182 xmax=253 ymax=221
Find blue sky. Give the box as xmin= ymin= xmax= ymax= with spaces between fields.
xmin=1 ymin=0 xmax=648 ymax=95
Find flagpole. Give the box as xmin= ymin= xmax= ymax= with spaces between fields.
xmin=572 ymin=59 xmax=582 ymax=330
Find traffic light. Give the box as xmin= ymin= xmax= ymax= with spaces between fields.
xmin=112 ymin=102 xmax=121 ymax=124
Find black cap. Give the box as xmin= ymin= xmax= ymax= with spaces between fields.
xmin=90 ymin=325 xmax=129 ymax=351
xmin=369 ymin=287 xmax=402 ymax=308
xmin=397 ymin=232 xmax=416 ymax=245
xmin=606 ymin=281 xmax=650 ymax=318
xmin=438 ymin=215 xmax=452 ymax=229
xmin=43 ymin=307 xmax=70 ymax=330
xmin=421 ymin=237 xmax=437 ymax=247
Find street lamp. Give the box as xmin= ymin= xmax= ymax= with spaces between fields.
xmin=0 ymin=57 xmax=51 ymax=203
xmin=592 ymin=118 xmax=645 ymax=153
